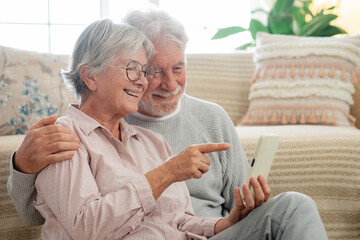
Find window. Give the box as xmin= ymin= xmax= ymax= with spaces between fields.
xmin=0 ymin=0 xmax=251 ymax=54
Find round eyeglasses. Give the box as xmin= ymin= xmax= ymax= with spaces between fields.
xmin=112 ymin=60 xmax=156 ymax=85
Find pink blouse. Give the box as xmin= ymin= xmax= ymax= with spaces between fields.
xmin=35 ymin=104 xmax=219 ymax=240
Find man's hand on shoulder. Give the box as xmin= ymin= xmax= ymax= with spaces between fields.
xmin=14 ymin=115 xmax=80 ymax=174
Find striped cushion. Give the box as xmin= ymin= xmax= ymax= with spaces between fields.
xmin=185 ymin=52 xmax=254 ymax=124
xmin=236 ymin=125 xmax=360 ymax=239
xmin=239 ymin=33 xmax=360 ymax=127
xmin=0 ymin=135 xmax=41 ymax=240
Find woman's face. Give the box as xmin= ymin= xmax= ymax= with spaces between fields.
xmin=91 ymin=47 xmax=149 ymax=119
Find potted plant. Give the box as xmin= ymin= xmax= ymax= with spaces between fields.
xmin=211 ymin=0 xmax=347 ymax=50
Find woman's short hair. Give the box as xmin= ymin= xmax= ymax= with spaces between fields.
xmin=62 ymin=19 xmax=154 ymax=99
xmin=122 ymin=8 xmax=188 ymax=52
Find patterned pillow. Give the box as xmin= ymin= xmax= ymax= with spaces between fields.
xmin=0 ymin=45 xmax=77 ymax=136
xmin=238 ymin=32 xmax=360 ymax=127
xmin=352 ymin=68 xmax=360 ymax=129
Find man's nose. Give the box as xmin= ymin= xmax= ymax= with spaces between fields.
xmin=159 ymin=72 xmax=178 ymax=92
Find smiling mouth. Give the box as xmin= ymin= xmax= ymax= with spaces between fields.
xmin=124 ymin=89 xmax=140 ymax=97
xmin=152 ymin=93 xmax=177 ymax=100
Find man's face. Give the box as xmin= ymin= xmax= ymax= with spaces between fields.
xmin=138 ymin=39 xmax=186 ymax=117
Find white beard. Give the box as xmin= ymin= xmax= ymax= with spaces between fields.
xmin=139 ymin=85 xmax=183 ymax=117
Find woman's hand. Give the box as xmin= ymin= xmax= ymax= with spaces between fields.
xmin=214 ymin=174 xmax=271 ymax=234
xmin=145 ymin=143 xmax=230 ymax=200
xmin=165 ymin=143 xmax=230 ymax=182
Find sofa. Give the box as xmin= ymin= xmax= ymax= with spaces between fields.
xmin=1 ymin=33 xmax=360 ymax=239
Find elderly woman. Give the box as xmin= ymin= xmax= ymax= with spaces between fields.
xmin=33 ymin=19 xmax=245 ymax=239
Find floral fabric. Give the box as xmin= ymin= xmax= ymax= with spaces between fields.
xmin=0 ymin=45 xmax=77 ymax=136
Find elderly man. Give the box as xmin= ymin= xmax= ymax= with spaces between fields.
xmin=8 ymin=8 xmax=328 ymax=239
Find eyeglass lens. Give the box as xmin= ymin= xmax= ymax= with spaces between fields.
xmin=126 ymin=61 xmax=156 ymax=84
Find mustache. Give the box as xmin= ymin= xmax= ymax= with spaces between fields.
xmin=151 ymin=85 xmax=182 ymax=98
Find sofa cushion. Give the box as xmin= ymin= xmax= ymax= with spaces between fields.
xmin=185 ymin=52 xmax=254 ymax=124
xmin=351 ymin=68 xmax=360 ymax=129
xmin=238 ymin=33 xmax=360 ymax=127
xmin=0 ymin=135 xmax=41 ymax=239
xmin=236 ymin=124 xmax=360 ymax=239
xmin=0 ymin=45 xmax=77 ymax=136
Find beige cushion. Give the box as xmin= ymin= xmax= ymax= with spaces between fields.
xmin=351 ymin=67 xmax=360 ymax=128
xmin=0 ymin=135 xmax=41 ymax=239
xmin=236 ymin=125 xmax=360 ymax=239
xmin=185 ymin=52 xmax=254 ymax=124
xmin=0 ymin=45 xmax=77 ymax=136
xmin=238 ymin=33 xmax=360 ymax=127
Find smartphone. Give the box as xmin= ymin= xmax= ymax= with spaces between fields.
xmin=242 ymin=134 xmax=280 ymax=198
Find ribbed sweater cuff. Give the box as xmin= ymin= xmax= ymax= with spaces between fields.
xmin=8 ymin=152 xmax=37 ymax=190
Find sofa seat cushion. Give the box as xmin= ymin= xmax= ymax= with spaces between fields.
xmin=236 ymin=125 xmax=360 ymax=239
xmin=0 ymin=135 xmax=41 ymax=239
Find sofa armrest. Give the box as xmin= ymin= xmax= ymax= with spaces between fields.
xmin=0 ymin=135 xmax=41 ymax=239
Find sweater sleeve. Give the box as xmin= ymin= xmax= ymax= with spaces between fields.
xmin=7 ymin=152 xmax=45 ymax=226
xmin=219 ymin=107 xmax=249 ymax=213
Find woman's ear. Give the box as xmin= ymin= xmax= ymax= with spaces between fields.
xmin=80 ymin=65 xmax=97 ymax=91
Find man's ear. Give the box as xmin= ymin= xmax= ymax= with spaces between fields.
xmin=80 ymin=65 xmax=97 ymax=91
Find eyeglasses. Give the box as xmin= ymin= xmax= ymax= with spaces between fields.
xmin=111 ymin=61 xmax=156 ymax=85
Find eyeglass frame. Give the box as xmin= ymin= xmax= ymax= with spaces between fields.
xmin=109 ymin=60 xmax=156 ymax=84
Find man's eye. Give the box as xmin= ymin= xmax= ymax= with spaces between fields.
xmin=173 ymin=67 xmax=183 ymax=72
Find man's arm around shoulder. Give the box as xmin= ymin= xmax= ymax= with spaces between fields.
xmin=7 ymin=115 xmax=80 ymax=225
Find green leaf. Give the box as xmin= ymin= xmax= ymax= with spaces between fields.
xmin=235 ymin=42 xmax=255 ymax=50
xmin=211 ymin=26 xmax=248 ymax=40
xmin=249 ymin=19 xmax=268 ymax=40
xmin=268 ymin=11 xmax=294 ymax=35
xmin=292 ymin=6 xmax=306 ymax=32
xmin=298 ymin=14 xmax=338 ymax=36
xmin=310 ymin=25 xmax=347 ymax=36
xmin=302 ymin=0 xmax=314 ymax=17
xmin=272 ymin=0 xmax=295 ymax=14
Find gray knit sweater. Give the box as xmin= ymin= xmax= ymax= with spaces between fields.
xmin=125 ymin=94 xmax=249 ymax=217
xmin=7 ymin=94 xmax=248 ymax=225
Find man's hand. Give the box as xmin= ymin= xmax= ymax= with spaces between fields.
xmin=13 ymin=115 xmax=80 ymax=174
xmin=145 ymin=143 xmax=231 ymax=200
xmin=214 ymin=174 xmax=271 ymax=234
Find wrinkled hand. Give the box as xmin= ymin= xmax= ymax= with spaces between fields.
xmin=14 ymin=115 xmax=80 ymax=174
xmin=214 ymin=174 xmax=271 ymax=234
xmin=165 ymin=143 xmax=231 ymax=182
xmin=145 ymin=143 xmax=230 ymax=200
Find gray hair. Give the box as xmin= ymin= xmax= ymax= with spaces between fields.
xmin=122 ymin=8 xmax=188 ymax=52
xmin=62 ymin=19 xmax=154 ymax=99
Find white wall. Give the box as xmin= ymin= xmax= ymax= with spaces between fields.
xmin=335 ymin=0 xmax=360 ymax=35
